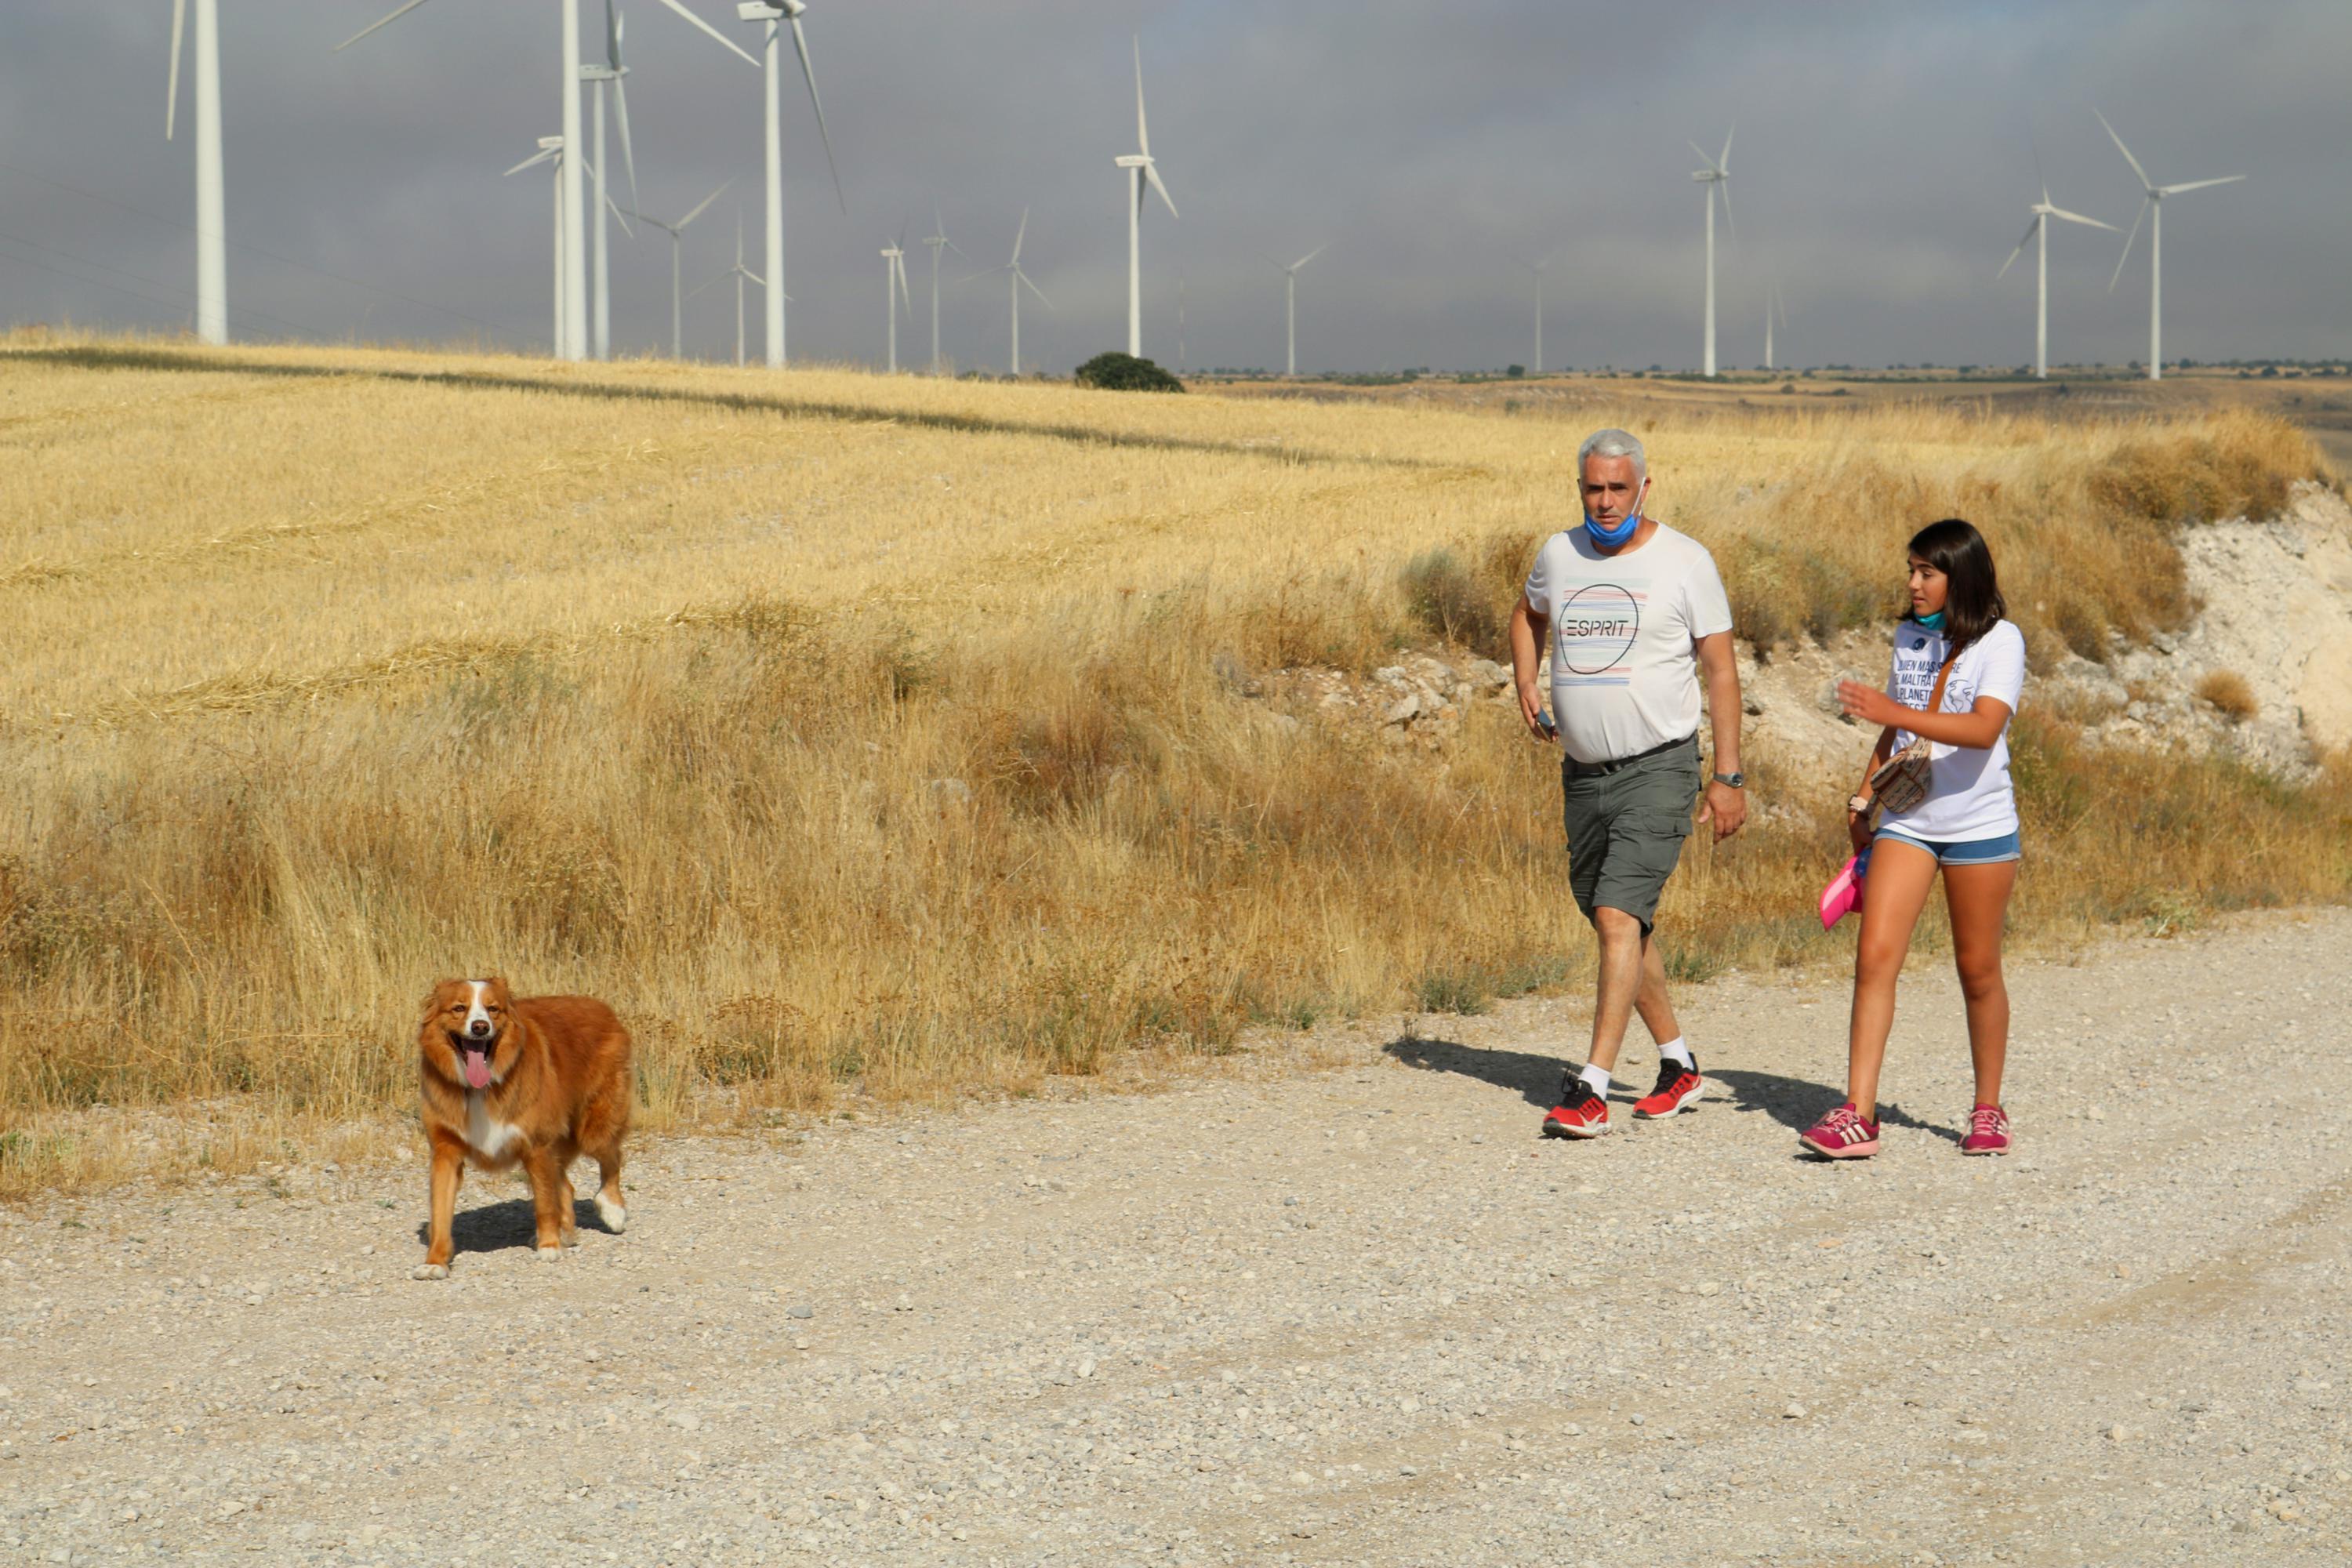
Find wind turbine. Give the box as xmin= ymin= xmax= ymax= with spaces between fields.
xmin=505 ymin=136 xmax=569 ymax=354
xmin=687 ymin=207 xmax=775 ymax=366
xmin=1689 ymin=129 xmax=1734 ymax=377
xmin=920 ymin=207 xmax=964 ymax=374
xmin=734 ymin=2 xmax=844 ymax=369
xmin=1517 ymin=249 xmax=1559 ymax=373
xmin=1114 ymin=36 xmax=1179 ymax=358
xmin=970 ymin=207 xmax=1051 ymax=376
xmin=1269 ymin=245 xmax=1325 ymax=377
xmin=1996 ymin=157 xmax=2118 ymax=380
xmin=165 ymin=0 xmax=227 ymax=344
xmin=338 ymin=0 xmax=742 ymax=360
xmin=2096 ymin=110 xmax=2245 ymax=382
xmin=622 ymin=180 xmax=729 ymax=358
xmin=581 ymin=0 xmax=641 ymax=361
xmin=880 ymin=228 xmax=912 ymax=373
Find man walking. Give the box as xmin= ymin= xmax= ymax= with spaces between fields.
xmin=1509 ymin=428 xmax=1747 ymax=1138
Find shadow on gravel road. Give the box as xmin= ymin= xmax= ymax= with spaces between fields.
xmin=413 ymin=1197 xmax=619 ymax=1257
xmin=1710 ymin=1068 xmax=1960 ymax=1143
xmin=1384 ymin=1033 xmax=1565 ymax=1109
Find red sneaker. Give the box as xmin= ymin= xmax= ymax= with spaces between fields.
xmin=1960 ymin=1103 xmax=2012 ymax=1156
xmin=1633 ymin=1058 xmax=1706 ymax=1119
xmin=1798 ymin=1103 xmax=1880 ymax=1159
xmin=1541 ymin=1076 xmax=1611 ymax=1139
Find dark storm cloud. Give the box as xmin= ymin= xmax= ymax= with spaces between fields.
xmin=2 ymin=0 xmax=2343 ymax=372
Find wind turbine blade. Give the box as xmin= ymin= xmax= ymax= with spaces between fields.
xmin=1144 ymin=162 xmax=1178 ymax=220
xmin=1011 ymin=205 xmax=1029 ymax=267
xmin=1291 ymin=244 xmax=1327 ymax=271
xmin=167 ymin=0 xmax=185 ymax=139
xmin=687 ymin=272 xmax=727 ymax=300
xmin=745 ymin=269 xmax=765 ymax=288
xmin=789 ymin=16 xmax=847 ymax=215
xmin=2094 ymin=109 xmax=2153 ymax=191
xmin=1719 ymin=124 xmax=1734 ymax=172
xmin=608 ymin=0 xmax=622 ymax=64
xmin=648 ymin=0 xmax=757 ymax=65
xmin=1019 ymin=270 xmax=1054 ymax=310
xmin=503 ymin=147 xmax=558 ymax=178
xmin=2044 ymin=204 xmax=2118 ymax=231
xmin=677 ymin=179 xmax=731 ymax=231
xmin=2160 ymin=175 xmax=2245 ymax=195
xmin=334 ymin=0 xmax=435 ymax=52
xmin=1718 ymin=180 xmax=1737 ymax=245
xmin=1134 ymin=35 xmax=1150 ymax=157
xmin=1686 ymin=139 xmax=1714 ymax=169
xmin=605 ymin=193 xmax=635 ymax=238
xmin=1997 ymin=216 xmax=2037 ymax=279
xmin=612 ymin=60 xmax=639 ymax=212
xmin=2108 ymin=197 xmax=2149 ymax=292
xmin=898 ymin=256 xmax=913 ymax=318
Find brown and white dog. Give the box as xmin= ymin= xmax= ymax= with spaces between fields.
xmin=412 ymin=978 xmax=633 ymax=1280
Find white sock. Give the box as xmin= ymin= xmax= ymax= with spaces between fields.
xmin=1577 ymin=1062 xmax=1612 ymax=1096
xmin=1657 ymin=1036 xmax=1694 ymax=1069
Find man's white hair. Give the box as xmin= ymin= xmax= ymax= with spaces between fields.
xmin=1577 ymin=427 xmax=1646 ymax=487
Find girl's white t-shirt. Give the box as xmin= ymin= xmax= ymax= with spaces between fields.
xmin=1879 ymin=618 xmax=2027 ymax=841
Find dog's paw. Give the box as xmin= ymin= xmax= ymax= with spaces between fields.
xmin=595 ymin=1196 xmax=628 ymax=1234
xmin=410 ymin=1262 xmax=449 ymax=1282
xmin=535 ymin=1245 xmax=563 ymax=1263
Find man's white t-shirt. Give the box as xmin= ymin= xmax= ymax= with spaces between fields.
xmin=1523 ymin=521 xmax=1734 ymax=765
xmin=1880 ymin=618 xmax=2028 ymax=840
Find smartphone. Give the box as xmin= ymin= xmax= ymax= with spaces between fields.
xmin=1537 ymin=710 xmax=1559 ymax=740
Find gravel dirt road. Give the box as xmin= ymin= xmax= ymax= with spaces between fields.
xmin=4 ymin=911 xmax=2347 ymax=1566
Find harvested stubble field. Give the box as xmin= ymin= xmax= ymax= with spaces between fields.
xmin=1 ymin=333 xmax=2346 ymax=1196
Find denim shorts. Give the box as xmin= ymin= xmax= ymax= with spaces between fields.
xmin=1872 ymin=825 xmax=2023 ymax=866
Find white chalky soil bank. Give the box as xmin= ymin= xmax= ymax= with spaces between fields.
xmin=2 ymin=911 xmax=2348 ymax=1566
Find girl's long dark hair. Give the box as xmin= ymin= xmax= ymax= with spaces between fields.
xmin=1907 ymin=517 xmax=2006 ymax=655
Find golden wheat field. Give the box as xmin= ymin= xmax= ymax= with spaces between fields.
xmin=2 ymin=331 xmax=2345 ymax=1195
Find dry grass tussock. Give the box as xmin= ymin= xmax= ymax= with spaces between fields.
xmin=2 ymin=332 xmax=2343 ymax=1195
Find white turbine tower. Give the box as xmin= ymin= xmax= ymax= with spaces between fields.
xmin=921 ymin=207 xmax=964 ymax=374
xmin=1272 ymin=245 xmax=1325 ymax=377
xmin=1114 ymin=36 xmax=1178 ymax=358
xmin=165 ymin=0 xmax=227 ymax=344
xmin=582 ymin=0 xmax=641 ymax=361
xmin=732 ymin=1 xmax=844 ymax=369
xmin=1996 ymin=163 xmax=2118 ymax=380
xmin=1689 ymin=129 xmax=1734 ymax=377
xmin=2096 ymin=110 xmax=2245 ymax=382
xmin=622 ymin=181 xmax=729 ymax=358
xmin=1517 ymin=249 xmax=1559 ymax=373
xmin=1762 ymin=278 xmax=1788 ymax=371
xmin=880 ymin=229 xmax=912 ymax=372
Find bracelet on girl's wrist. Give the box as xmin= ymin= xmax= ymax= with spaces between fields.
xmin=1847 ymin=793 xmax=1871 ymax=815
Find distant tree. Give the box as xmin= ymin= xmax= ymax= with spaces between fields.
xmin=1505 ymin=364 xmax=1526 ymax=379
xmin=1075 ymin=351 xmax=1185 ymax=392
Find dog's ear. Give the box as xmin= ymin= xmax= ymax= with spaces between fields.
xmin=485 ymin=976 xmax=510 ymax=1007
xmin=419 ymin=980 xmax=455 ymax=1021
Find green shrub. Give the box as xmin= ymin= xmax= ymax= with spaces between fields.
xmin=1074 ymin=352 xmax=1185 ymax=393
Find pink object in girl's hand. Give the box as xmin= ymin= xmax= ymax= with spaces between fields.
xmin=1818 ymin=850 xmax=1869 ymax=930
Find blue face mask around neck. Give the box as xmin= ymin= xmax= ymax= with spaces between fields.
xmin=1914 ymin=609 xmax=1947 ymax=632
xmin=1584 ymin=478 xmax=1647 ymax=546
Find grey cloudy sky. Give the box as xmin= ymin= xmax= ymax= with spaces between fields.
xmin=2 ymin=1 xmax=2344 ymax=374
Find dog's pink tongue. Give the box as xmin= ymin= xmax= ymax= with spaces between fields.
xmin=462 ymin=1050 xmax=493 ymax=1089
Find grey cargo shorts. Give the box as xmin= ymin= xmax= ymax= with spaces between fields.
xmin=1560 ymin=735 xmax=1701 ymax=935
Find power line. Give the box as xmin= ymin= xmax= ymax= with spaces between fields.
xmin=0 ymin=158 xmax=548 ymax=349
xmin=0 ymin=230 xmax=321 ymax=340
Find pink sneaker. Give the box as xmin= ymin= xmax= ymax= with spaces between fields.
xmin=1798 ymin=1103 xmax=1881 ymax=1159
xmin=1961 ymin=1103 xmax=2012 ymax=1156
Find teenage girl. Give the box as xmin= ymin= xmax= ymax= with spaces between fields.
xmin=1802 ymin=519 xmax=2026 ymax=1159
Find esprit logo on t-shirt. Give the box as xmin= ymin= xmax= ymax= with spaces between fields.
xmin=1554 ymin=583 xmax=1641 ymax=674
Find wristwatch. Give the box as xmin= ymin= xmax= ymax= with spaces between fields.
xmin=1711 ymin=770 xmax=1745 ymax=789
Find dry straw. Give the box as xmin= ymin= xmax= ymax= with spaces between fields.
xmin=1 ymin=333 xmax=2343 ymax=1194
